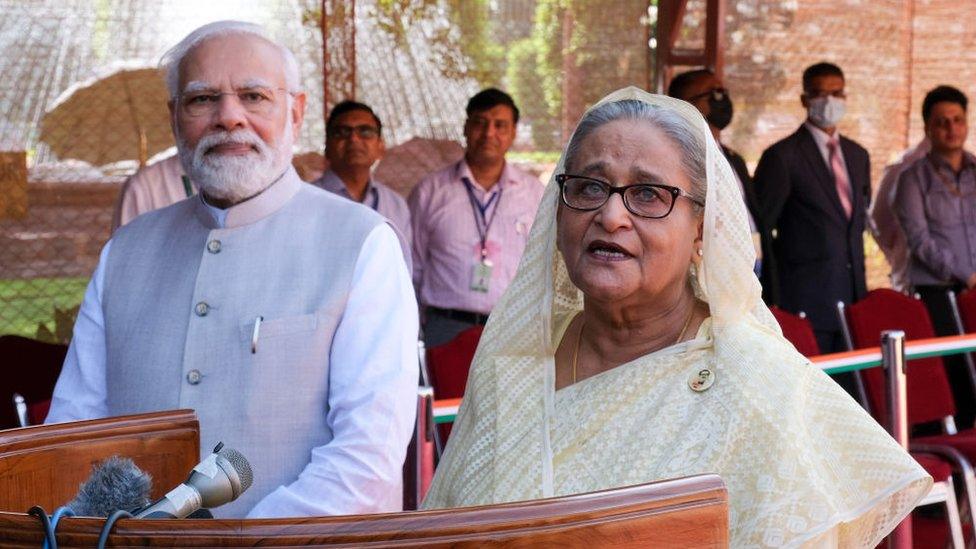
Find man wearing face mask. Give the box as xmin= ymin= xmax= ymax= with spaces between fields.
xmin=668 ymin=68 xmax=764 ymax=276
xmin=754 ymin=62 xmax=871 ymax=356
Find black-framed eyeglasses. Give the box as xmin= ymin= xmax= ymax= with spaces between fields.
xmin=328 ymin=125 xmax=381 ymax=140
xmin=687 ymin=87 xmax=728 ymax=102
xmin=555 ymin=174 xmax=704 ymax=219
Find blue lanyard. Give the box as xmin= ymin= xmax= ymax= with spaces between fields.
xmin=462 ymin=179 xmax=503 ymax=259
xmin=181 ymin=175 xmax=194 ymax=198
xmin=368 ymin=186 xmax=380 ymax=210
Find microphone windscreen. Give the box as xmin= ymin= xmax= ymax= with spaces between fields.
xmin=218 ymin=447 xmax=253 ymax=492
xmin=67 ymin=457 xmax=152 ymax=517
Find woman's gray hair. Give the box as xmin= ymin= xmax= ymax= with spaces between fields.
xmin=160 ymin=20 xmax=302 ymax=99
xmin=564 ymin=99 xmax=707 ymax=208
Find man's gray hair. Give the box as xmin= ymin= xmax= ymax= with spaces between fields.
xmin=160 ymin=20 xmax=302 ymax=99
xmin=564 ymin=99 xmax=707 ymax=208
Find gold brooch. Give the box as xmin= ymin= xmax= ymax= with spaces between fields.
xmin=688 ymin=368 xmax=715 ymax=392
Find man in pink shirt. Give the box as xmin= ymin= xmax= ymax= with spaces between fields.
xmin=112 ymin=154 xmax=194 ymax=230
xmin=409 ymin=88 xmax=544 ymax=346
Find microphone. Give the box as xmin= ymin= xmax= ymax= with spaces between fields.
xmin=67 ymin=457 xmax=153 ymax=517
xmin=134 ymin=443 xmax=253 ymax=519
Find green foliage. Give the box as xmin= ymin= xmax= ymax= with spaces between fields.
xmin=506 ymin=37 xmax=559 ymax=150
xmin=532 ymin=0 xmax=566 ymax=122
xmin=0 ymin=277 xmax=86 ymax=340
xmin=444 ymin=0 xmax=504 ymax=86
xmin=530 ymin=0 xmax=652 ymax=142
xmin=373 ymin=0 xmax=502 ymax=87
xmin=35 ymin=304 xmax=80 ymax=345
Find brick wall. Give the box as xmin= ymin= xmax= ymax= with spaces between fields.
xmin=721 ymin=0 xmax=976 ymax=182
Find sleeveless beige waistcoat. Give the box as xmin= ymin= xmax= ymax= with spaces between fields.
xmin=102 ymin=168 xmax=383 ymax=517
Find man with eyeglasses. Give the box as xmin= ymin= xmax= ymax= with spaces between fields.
xmin=46 ymin=21 xmax=418 ymax=519
xmin=754 ymin=62 xmax=871 ymax=357
xmin=313 ymin=100 xmax=411 ymax=266
xmin=409 ymin=88 xmax=544 ymax=347
xmin=667 ymin=68 xmax=764 ymax=277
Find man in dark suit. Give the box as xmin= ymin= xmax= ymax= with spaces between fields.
xmin=754 ymin=62 xmax=871 ymax=354
xmin=668 ymin=69 xmax=766 ymax=277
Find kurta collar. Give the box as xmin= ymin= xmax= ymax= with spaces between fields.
xmin=317 ymin=169 xmax=378 ymax=204
xmin=928 ymin=150 xmax=976 ymax=173
xmin=193 ymin=166 xmax=303 ymax=229
xmin=456 ymin=159 xmax=518 ymax=193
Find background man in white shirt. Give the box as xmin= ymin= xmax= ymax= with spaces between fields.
xmin=46 ymin=20 xmax=419 ymax=519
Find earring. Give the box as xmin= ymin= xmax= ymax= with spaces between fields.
xmin=697 ymin=248 xmax=703 ymax=257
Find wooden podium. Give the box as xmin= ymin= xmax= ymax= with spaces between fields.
xmin=0 ymin=411 xmax=728 ymax=547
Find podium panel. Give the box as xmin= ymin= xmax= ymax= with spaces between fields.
xmin=0 ymin=410 xmax=199 ymax=512
xmin=0 ymin=474 xmax=727 ymax=547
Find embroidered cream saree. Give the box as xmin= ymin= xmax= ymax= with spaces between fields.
xmin=422 ymin=88 xmax=930 ymax=547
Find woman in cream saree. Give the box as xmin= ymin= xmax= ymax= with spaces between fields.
xmin=422 ymin=88 xmax=929 ymax=547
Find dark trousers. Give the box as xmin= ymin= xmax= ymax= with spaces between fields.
xmin=422 ymin=311 xmax=480 ymax=348
xmin=915 ymin=285 xmax=976 ymax=429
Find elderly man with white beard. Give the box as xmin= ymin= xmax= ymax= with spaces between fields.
xmin=45 ymin=21 xmax=419 ymax=519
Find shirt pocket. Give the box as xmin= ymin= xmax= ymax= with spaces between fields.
xmin=249 ymin=312 xmax=318 ymax=340
xmin=237 ymin=312 xmax=333 ymax=413
xmin=925 ymin=187 xmax=962 ymax=228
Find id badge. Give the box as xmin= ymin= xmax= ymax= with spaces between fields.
xmin=470 ymin=261 xmax=493 ymax=293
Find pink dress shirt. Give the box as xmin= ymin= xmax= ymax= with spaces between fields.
xmin=409 ymin=160 xmax=545 ymax=314
xmin=112 ymin=155 xmax=192 ymax=230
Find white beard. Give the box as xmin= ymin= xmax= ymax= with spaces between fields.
xmin=178 ymin=122 xmax=293 ymax=204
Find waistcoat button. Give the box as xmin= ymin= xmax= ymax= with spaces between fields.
xmin=195 ymin=302 xmax=210 ymax=316
xmin=207 ymin=239 xmax=222 ymax=254
xmin=186 ymin=369 xmax=202 ymax=385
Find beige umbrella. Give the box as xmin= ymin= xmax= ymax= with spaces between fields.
xmin=40 ymin=63 xmax=173 ymax=167
xmin=373 ymin=137 xmax=464 ymax=197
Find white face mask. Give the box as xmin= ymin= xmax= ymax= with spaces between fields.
xmin=807 ymin=95 xmax=846 ymax=128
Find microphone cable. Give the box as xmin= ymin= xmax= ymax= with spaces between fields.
xmin=96 ymin=509 xmax=133 ymax=549
xmin=27 ymin=505 xmax=57 ymax=549
xmin=46 ymin=506 xmax=75 ymax=549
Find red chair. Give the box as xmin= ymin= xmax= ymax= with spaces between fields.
xmin=841 ymin=290 xmax=956 ymax=428
xmin=769 ymin=307 xmax=821 ymax=357
xmin=0 ymin=335 xmax=66 ymax=429
xmin=426 ymin=325 xmax=483 ymax=442
xmin=426 ymin=326 xmax=484 ymax=399
xmin=839 ymin=289 xmax=976 ymax=530
xmin=912 ymin=453 xmax=965 ymax=548
xmin=945 ymin=289 xmax=976 ymax=397
xmin=952 ymin=289 xmax=976 ymax=333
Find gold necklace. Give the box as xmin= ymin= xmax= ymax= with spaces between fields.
xmin=675 ymin=304 xmax=697 ymax=344
xmin=571 ymin=304 xmax=696 ymax=385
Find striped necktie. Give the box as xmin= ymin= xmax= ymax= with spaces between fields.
xmin=827 ymin=138 xmax=852 ymax=218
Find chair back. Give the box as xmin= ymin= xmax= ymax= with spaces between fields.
xmin=0 ymin=474 xmax=728 ymax=547
xmin=844 ymin=289 xmax=955 ymax=425
xmin=426 ymin=326 xmax=484 ymax=399
xmin=769 ymin=307 xmax=821 ymax=357
xmin=426 ymin=326 xmax=483 ymax=441
xmin=0 ymin=335 xmax=66 ymax=428
xmin=0 ymin=410 xmax=199 ymax=512
xmin=955 ymin=289 xmax=976 ymax=332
